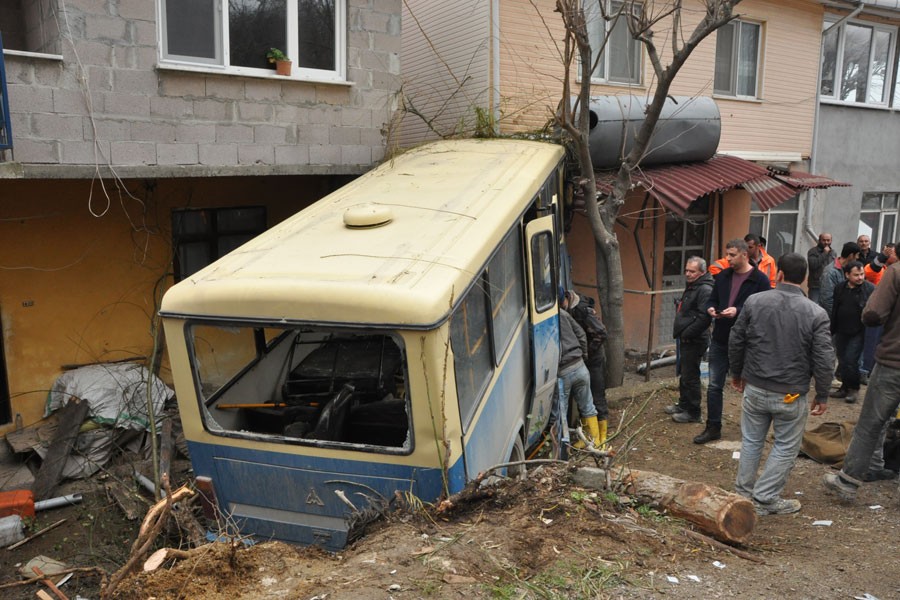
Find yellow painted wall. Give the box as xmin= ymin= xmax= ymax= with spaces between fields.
xmin=0 ymin=175 xmax=349 ymax=433
xmin=567 ymin=188 xmax=752 ymax=351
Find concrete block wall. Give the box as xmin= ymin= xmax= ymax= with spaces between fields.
xmin=4 ymin=0 xmax=402 ymax=171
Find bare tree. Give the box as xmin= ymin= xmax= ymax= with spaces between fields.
xmin=555 ymin=0 xmax=742 ymax=385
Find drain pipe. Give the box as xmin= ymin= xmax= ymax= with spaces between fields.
xmin=807 ymin=2 xmax=866 ymax=243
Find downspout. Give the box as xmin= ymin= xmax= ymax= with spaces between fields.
xmin=807 ymin=3 xmax=865 ymax=243
xmin=491 ymin=0 xmax=501 ymax=134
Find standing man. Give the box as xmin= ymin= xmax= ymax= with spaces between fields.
xmin=807 ymin=233 xmax=835 ymax=304
xmin=824 ymin=258 xmax=900 ymax=501
xmin=829 ymin=261 xmax=874 ymax=404
xmin=696 ymin=239 xmax=771 ymax=444
xmin=745 ymin=233 xmax=777 ymax=287
xmin=564 ymin=290 xmax=609 ymax=446
xmin=557 ymin=295 xmax=603 ymax=449
xmin=730 ymin=253 xmax=834 ymax=515
xmin=818 ymin=241 xmax=861 ymax=316
xmin=665 ymin=257 xmax=714 ymax=423
xmin=857 ymin=235 xmax=874 ymax=266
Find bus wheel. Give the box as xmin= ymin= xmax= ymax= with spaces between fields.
xmin=507 ymin=435 xmax=526 ymax=480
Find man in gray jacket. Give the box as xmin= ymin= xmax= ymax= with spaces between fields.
xmin=557 ymin=298 xmax=602 ymax=449
xmin=730 ymin=253 xmax=834 ymax=515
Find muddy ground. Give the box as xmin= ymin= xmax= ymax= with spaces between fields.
xmin=2 ymin=365 xmax=899 ymax=600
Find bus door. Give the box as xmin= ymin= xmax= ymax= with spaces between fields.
xmin=523 ymin=216 xmax=559 ymax=446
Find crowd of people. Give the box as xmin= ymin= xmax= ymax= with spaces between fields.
xmin=559 ymin=230 xmax=900 ymax=517
xmin=664 ymin=231 xmax=900 ymax=515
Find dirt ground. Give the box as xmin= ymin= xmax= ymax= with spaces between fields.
xmin=3 ymin=365 xmax=900 ymax=600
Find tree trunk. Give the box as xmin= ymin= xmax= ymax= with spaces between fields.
xmin=594 ymin=238 xmax=625 ymax=387
xmin=573 ymin=467 xmax=756 ymax=545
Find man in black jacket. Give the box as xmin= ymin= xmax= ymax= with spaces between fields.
xmin=829 ymin=261 xmax=875 ymax=404
xmin=697 ymin=239 xmax=771 ymax=444
xmin=565 ymin=291 xmax=609 ymax=445
xmin=807 ymin=232 xmax=834 ymax=304
xmin=665 ymin=257 xmax=715 ymax=423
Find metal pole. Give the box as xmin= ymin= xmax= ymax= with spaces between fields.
xmin=645 ymin=200 xmax=660 ymax=381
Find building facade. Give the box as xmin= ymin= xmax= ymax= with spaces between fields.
xmin=400 ymin=0 xmax=842 ymax=351
xmin=0 ymin=0 xmax=402 ymax=432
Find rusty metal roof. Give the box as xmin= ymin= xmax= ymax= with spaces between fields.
xmin=593 ymin=155 xmax=849 ymax=216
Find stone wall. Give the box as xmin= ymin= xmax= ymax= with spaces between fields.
xmin=3 ymin=0 xmax=401 ymax=173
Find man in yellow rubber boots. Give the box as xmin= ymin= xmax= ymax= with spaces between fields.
xmin=563 ymin=290 xmax=608 ymax=447
xmin=559 ymin=290 xmax=604 ymax=449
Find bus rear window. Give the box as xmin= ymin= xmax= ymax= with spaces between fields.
xmin=188 ymin=324 xmax=411 ymax=452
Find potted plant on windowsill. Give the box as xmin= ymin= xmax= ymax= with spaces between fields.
xmin=266 ymin=48 xmax=292 ymax=76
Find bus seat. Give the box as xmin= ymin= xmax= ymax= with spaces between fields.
xmin=307 ymin=384 xmax=355 ymax=441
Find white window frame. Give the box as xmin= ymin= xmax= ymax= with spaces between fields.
xmin=583 ymin=0 xmax=644 ymax=86
xmin=821 ymin=16 xmax=897 ymax=108
xmin=859 ymin=192 xmax=899 ymax=251
xmin=714 ymin=19 xmax=763 ymax=99
xmin=157 ymin=0 xmax=347 ymax=84
xmin=749 ymin=195 xmax=800 ymax=259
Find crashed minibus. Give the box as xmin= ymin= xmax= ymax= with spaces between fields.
xmin=160 ymin=139 xmax=568 ymax=550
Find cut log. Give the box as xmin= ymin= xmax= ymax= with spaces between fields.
xmin=573 ymin=467 xmax=756 ymax=545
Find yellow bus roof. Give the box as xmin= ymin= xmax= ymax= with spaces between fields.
xmin=160 ymin=139 xmax=565 ymax=327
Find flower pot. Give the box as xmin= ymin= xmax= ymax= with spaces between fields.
xmin=275 ymin=59 xmax=292 ymax=76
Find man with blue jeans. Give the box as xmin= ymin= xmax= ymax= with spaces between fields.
xmin=557 ymin=305 xmax=601 ymax=449
xmin=824 ymin=259 xmax=900 ymax=500
xmin=696 ymin=239 xmax=771 ymax=444
xmin=730 ymin=253 xmax=834 ymax=515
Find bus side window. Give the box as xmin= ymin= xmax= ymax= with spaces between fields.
xmin=450 ymin=280 xmax=494 ymax=432
xmin=531 ymin=232 xmax=556 ymax=312
xmin=486 ymin=227 xmax=526 ymax=362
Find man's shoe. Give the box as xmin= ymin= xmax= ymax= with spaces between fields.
xmin=753 ymin=498 xmax=801 ymax=516
xmin=860 ymin=372 xmax=869 ymax=386
xmin=845 ymin=391 xmax=858 ymax=404
xmin=663 ymin=404 xmax=685 ymax=415
xmin=672 ymin=411 xmax=701 ymax=423
xmin=823 ymin=472 xmax=859 ymax=501
xmin=829 ymin=388 xmax=848 ymax=399
xmin=862 ymin=468 xmax=899 ymax=482
xmin=693 ymin=424 xmax=721 ymax=444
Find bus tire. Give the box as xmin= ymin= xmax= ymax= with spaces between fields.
xmin=507 ymin=435 xmax=526 ymax=480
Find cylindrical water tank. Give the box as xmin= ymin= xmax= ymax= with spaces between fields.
xmin=584 ymin=95 xmax=720 ymax=169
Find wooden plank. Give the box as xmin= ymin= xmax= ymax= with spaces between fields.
xmin=5 ymin=414 xmax=59 ymax=454
xmin=31 ymin=401 xmax=90 ymax=501
xmin=105 ymin=480 xmax=145 ymax=521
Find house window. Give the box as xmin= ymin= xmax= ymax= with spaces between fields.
xmin=172 ymin=206 xmax=267 ymax=280
xmin=749 ymin=196 xmax=799 ymax=260
xmin=159 ymin=0 xmax=344 ymax=79
xmin=585 ymin=0 xmax=643 ymax=85
xmin=714 ymin=19 xmax=762 ymax=98
xmin=859 ymin=193 xmax=899 ymax=251
xmin=821 ymin=17 xmax=896 ymax=106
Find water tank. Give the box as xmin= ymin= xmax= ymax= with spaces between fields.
xmin=584 ymin=96 xmax=720 ymax=169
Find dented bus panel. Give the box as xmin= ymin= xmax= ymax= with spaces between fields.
xmin=160 ymin=139 xmax=567 ymax=551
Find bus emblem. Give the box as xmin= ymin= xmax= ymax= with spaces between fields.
xmin=306 ymin=488 xmax=324 ymax=506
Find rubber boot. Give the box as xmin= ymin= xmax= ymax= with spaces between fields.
xmin=597 ymin=419 xmax=608 ymax=447
xmin=573 ymin=416 xmax=601 ymax=449
xmin=693 ymin=423 xmax=721 ymax=445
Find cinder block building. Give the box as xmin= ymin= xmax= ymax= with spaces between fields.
xmin=0 ymin=0 xmax=402 ymax=431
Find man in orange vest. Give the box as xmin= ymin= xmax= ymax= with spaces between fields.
xmin=709 ymin=234 xmax=776 ymax=288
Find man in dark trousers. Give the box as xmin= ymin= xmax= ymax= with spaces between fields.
xmin=829 ymin=261 xmax=875 ymax=404
xmin=807 ymin=232 xmax=834 ymax=304
xmin=697 ymin=239 xmax=771 ymax=444
xmin=564 ymin=290 xmax=609 ymax=446
xmin=665 ymin=257 xmax=714 ymax=423
xmin=730 ymin=253 xmax=833 ymax=515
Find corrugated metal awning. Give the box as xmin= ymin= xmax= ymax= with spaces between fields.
xmin=593 ymin=155 xmax=849 ymax=216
